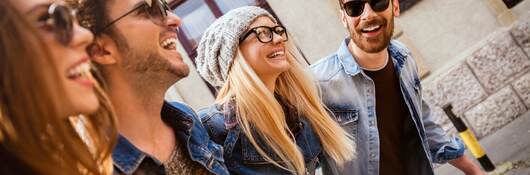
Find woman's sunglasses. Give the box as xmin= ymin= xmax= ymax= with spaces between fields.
xmin=240 ymin=26 xmax=288 ymax=44
xmin=37 ymin=3 xmax=76 ymax=46
xmin=342 ymin=0 xmax=390 ymax=17
xmin=96 ymin=0 xmax=171 ymax=34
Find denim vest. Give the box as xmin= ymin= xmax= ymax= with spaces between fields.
xmin=310 ymin=39 xmax=464 ymax=175
xmin=112 ymin=101 xmax=229 ymax=175
xmin=198 ymin=103 xmax=323 ymax=175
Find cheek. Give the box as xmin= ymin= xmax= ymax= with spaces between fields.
xmin=241 ymin=44 xmax=266 ymax=67
xmin=46 ymin=40 xmax=71 ymax=76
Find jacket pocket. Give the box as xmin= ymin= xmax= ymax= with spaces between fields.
xmin=332 ymin=109 xmax=359 ymax=125
xmin=332 ymin=109 xmax=359 ymax=137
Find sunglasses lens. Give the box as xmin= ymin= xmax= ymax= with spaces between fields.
xmin=343 ymin=1 xmax=365 ymax=17
xmin=148 ymin=0 xmax=168 ymax=23
xmin=371 ymin=0 xmax=390 ymax=12
xmin=52 ymin=5 xmax=74 ymax=45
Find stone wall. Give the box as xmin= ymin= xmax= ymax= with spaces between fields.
xmin=422 ymin=19 xmax=530 ymax=138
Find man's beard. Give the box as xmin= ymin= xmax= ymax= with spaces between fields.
xmin=348 ymin=15 xmax=394 ymax=53
xmin=120 ymin=45 xmax=189 ymax=89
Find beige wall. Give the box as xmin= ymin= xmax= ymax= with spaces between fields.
xmin=266 ymin=0 xmax=348 ymax=63
xmin=397 ymin=0 xmax=503 ymax=76
xmin=513 ymin=0 xmax=530 ymax=18
xmin=165 ymin=42 xmax=215 ymax=109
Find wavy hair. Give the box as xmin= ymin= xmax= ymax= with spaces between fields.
xmin=0 ymin=0 xmax=117 ymax=174
xmin=216 ymin=40 xmax=356 ymax=175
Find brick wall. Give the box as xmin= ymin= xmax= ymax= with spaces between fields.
xmin=423 ymin=18 xmax=530 ymax=138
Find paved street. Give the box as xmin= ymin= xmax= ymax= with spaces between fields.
xmin=435 ymin=111 xmax=530 ymax=175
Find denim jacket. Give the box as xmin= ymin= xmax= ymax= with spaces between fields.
xmin=310 ymin=39 xmax=464 ymax=175
xmin=198 ymin=102 xmax=323 ymax=175
xmin=112 ymin=101 xmax=229 ymax=175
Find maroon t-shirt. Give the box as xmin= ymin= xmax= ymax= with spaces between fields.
xmin=364 ymin=58 xmax=414 ymax=175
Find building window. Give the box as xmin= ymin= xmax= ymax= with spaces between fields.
xmin=170 ymin=0 xmax=274 ymax=60
xmin=502 ymin=0 xmax=524 ymax=8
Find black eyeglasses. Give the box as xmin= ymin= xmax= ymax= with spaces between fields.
xmin=36 ymin=3 xmax=76 ymax=46
xmin=240 ymin=26 xmax=288 ymax=44
xmin=96 ymin=0 xmax=171 ymax=34
xmin=342 ymin=0 xmax=390 ymax=17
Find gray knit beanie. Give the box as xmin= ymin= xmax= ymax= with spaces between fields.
xmin=195 ymin=6 xmax=276 ymax=88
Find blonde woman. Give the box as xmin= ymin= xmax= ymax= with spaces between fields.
xmin=196 ymin=6 xmax=355 ymax=175
xmin=0 ymin=0 xmax=117 ymax=174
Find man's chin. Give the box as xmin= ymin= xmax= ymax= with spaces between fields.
xmin=169 ymin=65 xmax=190 ymax=79
xmin=353 ymin=36 xmax=391 ymax=53
xmin=361 ymin=44 xmax=388 ymax=53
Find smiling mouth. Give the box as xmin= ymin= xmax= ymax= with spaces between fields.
xmin=161 ymin=37 xmax=177 ymax=50
xmin=361 ymin=24 xmax=382 ymax=33
xmin=267 ymin=50 xmax=285 ymax=59
xmin=67 ymin=61 xmax=91 ymax=80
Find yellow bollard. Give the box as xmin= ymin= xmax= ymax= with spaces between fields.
xmin=443 ymin=105 xmax=495 ymax=172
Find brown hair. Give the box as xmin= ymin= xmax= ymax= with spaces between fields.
xmin=67 ymin=0 xmax=129 ymax=85
xmin=0 ymin=0 xmax=117 ymax=174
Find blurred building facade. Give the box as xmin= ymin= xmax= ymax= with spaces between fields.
xmin=165 ymin=0 xmax=530 ymax=139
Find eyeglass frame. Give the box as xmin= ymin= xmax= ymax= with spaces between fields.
xmin=95 ymin=0 xmax=171 ymax=34
xmin=239 ymin=25 xmax=289 ymax=44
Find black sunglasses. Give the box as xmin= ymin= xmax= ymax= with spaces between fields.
xmin=342 ymin=0 xmax=390 ymax=17
xmin=96 ymin=0 xmax=171 ymax=34
xmin=36 ymin=3 xmax=76 ymax=46
xmin=240 ymin=26 xmax=288 ymax=44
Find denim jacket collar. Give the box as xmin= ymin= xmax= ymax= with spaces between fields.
xmin=337 ymin=38 xmax=410 ymax=77
xmin=112 ymin=101 xmax=195 ymax=174
xmin=112 ymin=135 xmax=148 ymax=174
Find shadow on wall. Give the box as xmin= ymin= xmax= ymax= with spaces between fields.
xmin=400 ymin=0 xmax=422 ymax=12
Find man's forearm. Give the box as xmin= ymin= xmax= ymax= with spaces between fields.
xmin=448 ymin=155 xmax=485 ymax=175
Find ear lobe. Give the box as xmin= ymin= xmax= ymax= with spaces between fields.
xmin=393 ymin=0 xmax=400 ymax=17
xmin=90 ymin=36 xmax=117 ymax=65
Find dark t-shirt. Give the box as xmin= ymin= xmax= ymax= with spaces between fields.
xmin=364 ymin=58 xmax=415 ymax=175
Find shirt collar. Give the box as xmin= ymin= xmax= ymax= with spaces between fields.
xmin=337 ymin=38 xmax=409 ymax=76
xmin=112 ymin=135 xmax=149 ymax=174
xmin=112 ymin=101 xmax=194 ymax=174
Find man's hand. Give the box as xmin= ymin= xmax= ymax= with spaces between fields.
xmin=448 ymin=156 xmax=486 ymax=175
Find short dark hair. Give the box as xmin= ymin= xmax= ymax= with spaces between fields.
xmin=67 ymin=0 xmax=129 ymax=85
xmin=67 ymin=0 xmax=128 ymax=49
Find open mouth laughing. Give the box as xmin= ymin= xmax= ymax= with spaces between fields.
xmin=267 ymin=50 xmax=285 ymax=59
xmin=67 ymin=58 xmax=94 ymax=87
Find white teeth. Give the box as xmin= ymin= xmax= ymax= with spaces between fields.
xmin=68 ymin=62 xmax=91 ymax=78
xmin=362 ymin=25 xmax=381 ymax=32
xmin=268 ymin=51 xmax=285 ymax=58
xmin=161 ymin=38 xmax=177 ymax=49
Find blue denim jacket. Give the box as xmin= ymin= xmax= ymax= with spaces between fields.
xmin=198 ymin=103 xmax=323 ymax=175
xmin=310 ymin=39 xmax=464 ymax=175
xmin=112 ymin=101 xmax=229 ymax=175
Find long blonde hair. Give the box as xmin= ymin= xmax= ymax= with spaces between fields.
xmin=0 ymin=0 xmax=117 ymax=174
xmin=216 ymin=41 xmax=355 ymax=175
